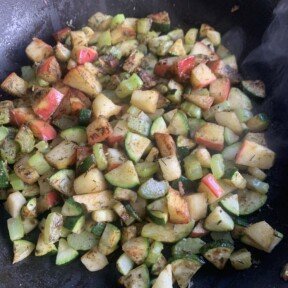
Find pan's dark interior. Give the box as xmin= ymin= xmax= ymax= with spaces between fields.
xmin=0 ymin=0 xmax=287 ymax=287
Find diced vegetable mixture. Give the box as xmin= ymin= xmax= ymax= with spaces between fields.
xmin=0 ymin=10 xmax=282 ymax=287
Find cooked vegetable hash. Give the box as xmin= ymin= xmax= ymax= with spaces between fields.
xmin=0 ymin=10 xmax=281 ymax=288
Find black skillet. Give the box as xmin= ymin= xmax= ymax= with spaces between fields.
xmin=0 ymin=0 xmax=287 ymax=287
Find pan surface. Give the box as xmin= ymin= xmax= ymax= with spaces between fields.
xmin=0 ymin=0 xmax=287 ymax=287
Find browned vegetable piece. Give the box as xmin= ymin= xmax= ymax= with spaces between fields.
xmin=1 ymin=73 xmax=28 ymax=97
xmin=167 ymin=188 xmax=190 ymax=224
xmin=154 ymin=133 xmax=176 ymax=157
xmin=25 ymin=38 xmax=53 ymax=63
xmin=14 ymin=156 xmax=40 ymax=184
xmin=63 ymin=65 xmax=102 ymax=97
xmin=45 ymin=140 xmax=77 ymax=169
xmin=37 ymin=56 xmax=62 ymax=84
xmin=87 ymin=117 xmax=113 ymax=145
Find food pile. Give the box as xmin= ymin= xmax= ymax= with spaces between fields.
xmin=0 ymin=11 xmax=282 ymax=288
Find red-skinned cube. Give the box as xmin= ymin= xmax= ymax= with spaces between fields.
xmin=75 ymin=47 xmax=98 ymax=65
xmin=29 ymin=119 xmax=57 ymax=141
xmin=37 ymin=56 xmax=62 ymax=84
xmin=10 ymin=107 xmax=36 ymax=126
xmin=173 ymin=56 xmax=196 ymax=83
xmin=53 ymin=88 xmax=91 ymax=118
xmin=154 ymin=57 xmax=178 ymax=78
xmin=201 ymin=173 xmax=224 ymax=198
xmin=32 ymin=88 xmax=64 ymax=121
xmin=209 ymin=77 xmax=231 ymax=104
xmin=53 ymin=27 xmax=71 ymax=42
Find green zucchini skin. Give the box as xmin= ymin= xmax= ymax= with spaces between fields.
xmin=0 ymin=160 xmax=9 ymax=188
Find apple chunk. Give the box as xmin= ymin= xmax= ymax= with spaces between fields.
xmin=63 ymin=65 xmax=102 ymax=97
xmin=53 ymin=87 xmax=91 ymax=118
xmin=1 ymin=72 xmax=28 ymax=97
xmin=25 ymin=38 xmax=53 ymax=63
xmin=37 ymin=191 xmax=62 ymax=213
xmin=37 ymin=56 xmax=62 ymax=84
xmin=87 ymin=117 xmax=113 ymax=145
xmin=173 ymin=55 xmax=196 ymax=83
xmin=45 ymin=140 xmax=77 ymax=169
xmin=190 ymin=63 xmax=216 ymax=89
xmin=130 ymin=90 xmax=159 ymax=114
xmin=92 ymin=93 xmax=121 ymax=118
xmin=53 ymin=27 xmax=71 ymax=42
xmin=28 ymin=119 xmax=57 ymax=141
xmin=158 ymin=155 xmax=181 ymax=181
xmin=236 ymin=140 xmax=275 ymax=169
xmin=184 ymin=90 xmax=214 ymax=110
xmin=74 ymin=46 xmax=98 ymax=65
xmin=10 ymin=107 xmax=36 ymax=126
xmin=155 ymin=133 xmax=176 ymax=157
xmin=32 ymin=88 xmax=64 ymax=121
xmin=209 ymin=77 xmax=231 ymax=104
xmin=244 ymin=221 xmax=274 ymax=251
xmin=167 ymin=188 xmax=190 ymax=224
xmin=185 ymin=193 xmax=208 ymax=221
xmin=154 ymin=57 xmax=177 ymax=78
xmin=201 ymin=173 xmax=224 ymax=198
xmin=195 ymin=123 xmax=224 ymax=151
xmin=215 ymin=111 xmax=243 ymax=135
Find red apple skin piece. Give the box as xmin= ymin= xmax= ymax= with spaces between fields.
xmin=37 ymin=191 xmax=62 ymax=213
xmin=53 ymin=88 xmax=91 ymax=118
xmin=208 ymin=60 xmax=225 ymax=76
xmin=37 ymin=56 xmax=62 ymax=84
xmin=173 ymin=56 xmax=196 ymax=83
xmin=209 ymin=77 xmax=231 ymax=104
xmin=195 ymin=136 xmax=224 ymax=152
xmin=201 ymin=173 xmax=224 ymax=198
xmin=53 ymin=27 xmax=71 ymax=42
xmin=190 ymin=220 xmax=209 ymax=238
xmin=28 ymin=119 xmax=57 ymax=141
xmin=45 ymin=191 xmax=62 ymax=207
xmin=76 ymin=47 xmax=98 ymax=65
xmin=10 ymin=107 xmax=36 ymax=126
xmin=195 ymin=123 xmax=224 ymax=151
xmin=52 ymin=92 xmax=72 ymax=118
xmin=32 ymin=88 xmax=64 ymax=121
xmin=106 ymin=134 xmax=125 ymax=147
xmin=76 ymin=146 xmax=92 ymax=165
xmin=208 ymin=60 xmax=241 ymax=84
xmin=154 ymin=57 xmax=178 ymax=78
